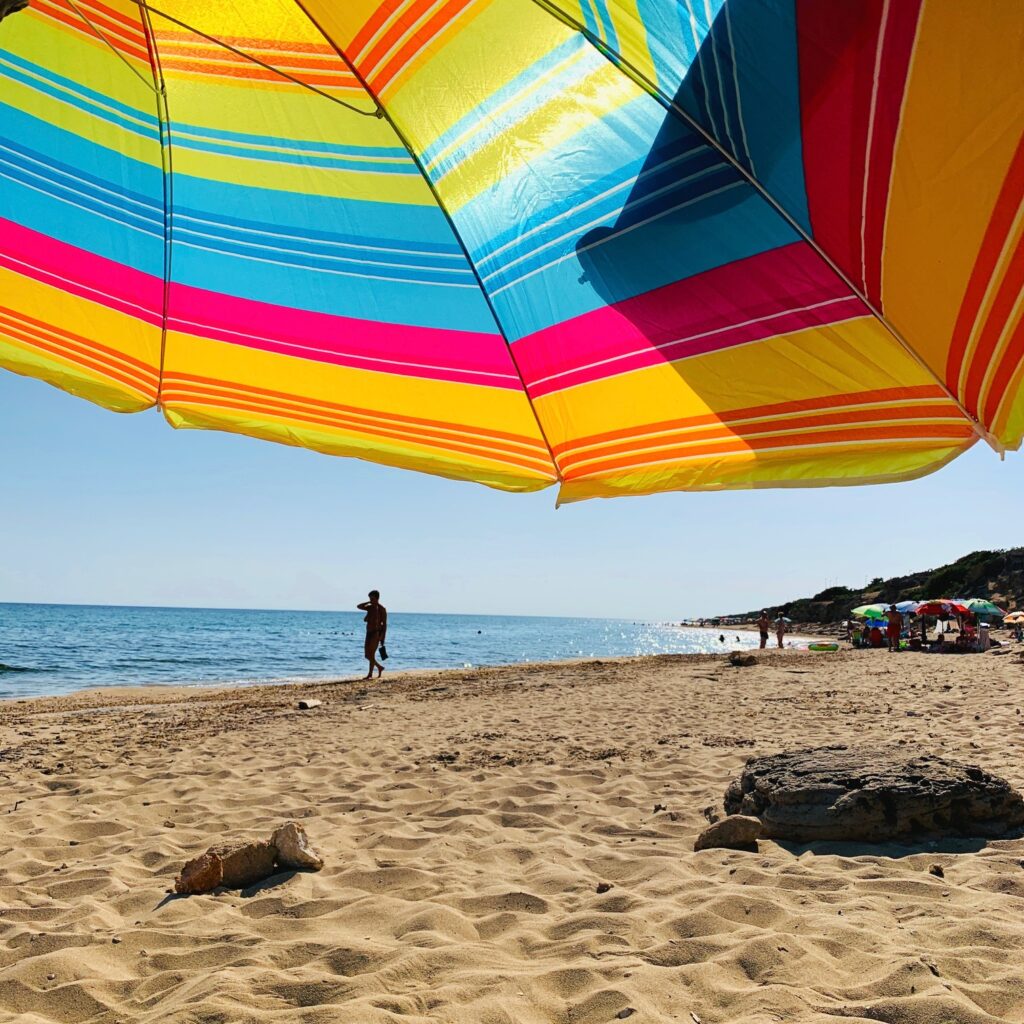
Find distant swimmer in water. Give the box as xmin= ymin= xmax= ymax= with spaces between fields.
xmin=357 ymin=589 xmax=387 ymax=679
xmin=719 ymin=634 xmax=725 ymax=643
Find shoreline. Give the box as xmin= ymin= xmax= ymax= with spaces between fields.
xmin=3 ymin=640 xmax=826 ymax=707
xmin=2 ymin=651 xmax=790 ymax=710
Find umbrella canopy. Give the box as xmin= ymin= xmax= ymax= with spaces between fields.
xmin=1004 ymin=612 xmax=1024 ymax=624
xmin=1 ymin=3 xmax=1022 ymax=502
xmin=958 ymin=598 xmax=1007 ymax=617
xmin=915 ymin=601 xmax=970 ymax=617
xmin=851 ymin=604 xmax=888 ymax=619
xmin=894 ymin=600 xmax=919 ymax=614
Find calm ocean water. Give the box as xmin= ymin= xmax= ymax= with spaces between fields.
xmin=0 ymin=603 xmax=764 ymax=699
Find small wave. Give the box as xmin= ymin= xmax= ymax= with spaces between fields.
xmin=0 ymin=663 xmax=40 ymax=674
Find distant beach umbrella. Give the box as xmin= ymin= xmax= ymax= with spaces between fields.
xmin=1004 ymin=612 xmax=1024 ymax=624
xmin=958 ymin=598 xmax=1007 ymax=618
xmin=851 ymin=604 xmax=888 ymax=619
xmin=1 ymin=4 xmax=1022 ymax=501
xmin=915 ymin=601 xmax=971 ymax=618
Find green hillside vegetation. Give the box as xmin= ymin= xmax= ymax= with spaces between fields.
xmin=736 ymin=548 xmax=1024 ymax=624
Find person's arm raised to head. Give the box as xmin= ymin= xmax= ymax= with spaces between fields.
xmin=357 ymin=601 xmax=371 ymax=611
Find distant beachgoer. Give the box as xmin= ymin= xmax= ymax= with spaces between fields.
xmin=844 ymin=619 xmax=853 ymax=642
xmin=775 ymin=615 xmax=786 ymax=649
xmin=885 ymin=604 xmax=902 ymax=653
xmin=718 ymin=634 xmax=725 ymax=643
xmin=757 ymin=610 xmax=770 ymax=650
xmin=978 ymin=622 xmax=991 ymax=651
xmin=357 ymin=590 xmax=387 ymax=679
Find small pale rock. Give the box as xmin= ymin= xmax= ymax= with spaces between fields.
xmin=271 ymin=821 xmax=324 ymax=871
xmin=694 ymin=814 xmax=762 ymax=851
xmin=728 ymin=652 xmax=757 ymax=667
xmin=928 ymin=864 xmax=945 ymax=878
xmin=596 ymin=882 xmax=612 ymax=894
xmin=616 ymin=1009 xmax=635 ymax=1020
xmin=297 ymin=699 xmax=322 ymax=710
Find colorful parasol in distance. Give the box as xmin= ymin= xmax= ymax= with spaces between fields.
xmin=915 ymin=601 xmax=971 ymax=618
xmin=851 ymin=604 xmax=888 ymax=620
xmin=1 ymin=1 xmax=1022 ymax=502
xmin=958 ymin=598 xmax=1008 ymax=617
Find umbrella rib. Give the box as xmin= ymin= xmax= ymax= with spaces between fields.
xmin=65 ymin=0 xmax=155 ymax=91
xmin=290 ymin=0 xmax=563 ymax=486
xmin=527 ymin=0 xmax=998 ymax=453
xmin=135 ymin=2 xmax=379 ymax=117
xmin=136 ymin=2 xmax=173 ymax=408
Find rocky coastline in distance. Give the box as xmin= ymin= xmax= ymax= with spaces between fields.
xmin=708 ymin=547 xmax=1023 ymax=637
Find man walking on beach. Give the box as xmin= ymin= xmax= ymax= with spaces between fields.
xmin=357 ymin=590 xmax=387 ymax=679
xmin=885 ymin=604 xmax=902 ymax=653
xmin=775 ymin=614 xmax=787 ymax=649
xmin=757 ymin=610 xmax=770 ymax=649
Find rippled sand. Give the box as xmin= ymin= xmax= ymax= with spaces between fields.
xmin=1 ymin=649 xmax=1022 ymax=1023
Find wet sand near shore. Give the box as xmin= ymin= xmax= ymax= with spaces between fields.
xmin=1 ymin=649 xmax=1023 ymax=1024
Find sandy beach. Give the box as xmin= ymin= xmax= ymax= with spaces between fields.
xmin=2 ymin=649 xmax=1023 ymax=1024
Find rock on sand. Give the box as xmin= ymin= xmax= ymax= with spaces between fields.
xmin=724 ymin=744 xmax=1024 ymax=842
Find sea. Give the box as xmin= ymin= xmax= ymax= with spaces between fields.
xmin=0 ymin=603 xmax=764 ymax=699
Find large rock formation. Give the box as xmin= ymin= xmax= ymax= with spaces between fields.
xmin=723 ymin=745 xmax=1024 ymax=842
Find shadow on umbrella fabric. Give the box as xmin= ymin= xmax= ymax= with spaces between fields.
xmin=565 ymin=0 xmax=1009 ymax=500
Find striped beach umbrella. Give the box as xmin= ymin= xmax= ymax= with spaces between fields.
xmin=851 ymin=604 xmax=887 ymax=620
xmin=1 ymin=2 xmax=1022 ymax=502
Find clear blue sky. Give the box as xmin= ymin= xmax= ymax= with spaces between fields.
xmin=1 ymin=370 xmax=1020 ymax=619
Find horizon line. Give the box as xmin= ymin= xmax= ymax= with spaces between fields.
xmin=0 ymin=599 xmax=684 ymax=622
